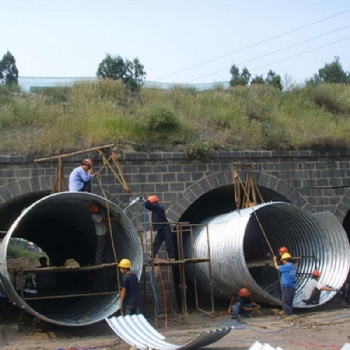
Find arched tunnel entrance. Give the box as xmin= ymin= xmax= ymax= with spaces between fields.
xmin=176 ymin=184 xmax=350 ymax=309
xmin=0 ymin=190 xmax=51 ymax=233
xmin=343 ymin=209 xmax=350 ymax=241
xmin=178 ymin=184 xmax=290 ymax=225
xmin=0 ymin=192 xmax=143 ymax=326
xmin=0 ymin=184 xmax=349 ymax=326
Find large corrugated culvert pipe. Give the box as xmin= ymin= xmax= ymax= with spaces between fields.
xmin=0 ymin=192 xmax=142 ymax=326
xmin=184 ymin=202 xmax=350 ymax=308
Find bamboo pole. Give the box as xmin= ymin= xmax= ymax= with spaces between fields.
xmin=34 ymin=144 xmax=115 ymax=162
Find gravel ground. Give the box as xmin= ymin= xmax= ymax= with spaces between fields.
xmin=0 ymin=294 xmax=349 ymax=350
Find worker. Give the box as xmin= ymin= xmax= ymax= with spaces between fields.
xmin=273 ymin=252 xmax=297 ymax=316
xmin=230 ymin=288 xmax=261 ymax=320
xmin=301 ymin=270 xmax=338 ymax=305
xmin=277 ymin=246 xmax=298 ymax=267
xmin=144 ymin=195 xmax=175 ymax=261
xmin=278 ymin=246 xmax=289 ymax=256
xmin=69 ymin=158 xmax=93 ymax=192
xmin=119 ymin=258 xmax=140 ymax=316
xmin=346 ymin=269 xmax=350 ymax=308
xmin=23 ymin=277 xmax=38 ymax=295
xmin=35 ymin=256 xmax=55 ymax=294
xmin=89 ymin=201 xmax=116 ymax=265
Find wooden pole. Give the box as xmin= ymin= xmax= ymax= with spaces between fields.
xmin=34 ymin=144 xmax=115 ymax=162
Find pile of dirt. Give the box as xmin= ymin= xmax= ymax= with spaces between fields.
xmin=6 ymin=257 xmax=38 ymax=290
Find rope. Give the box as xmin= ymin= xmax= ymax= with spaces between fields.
xmin=142 ymin=200 xmax=161 ymax=320
xmin=96 ymin=149 xmax=132 ymax=195
xmin=158 ymin=262 xmax=168 ymax=333
xmin=232 ymin=163 xmax=241 ymax=209
xmin=232 ymin=164 xmax=275 ymax=256
xmin=94 ymin=173 xmax=121 ymax=292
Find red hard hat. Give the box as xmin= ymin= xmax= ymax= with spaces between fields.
xmin=82 ymin=158 xmax=93 ymax=168
xmin=279 ymin=246 xmax=289 ymax=253
xmin=148 ymin=195 xmax=159 ymax=203
xmin=312 ymin=269 xmax=321 ymax=277
xmin=239 ymin=288 xmax=251 ymax=297
xmin=89 ymin=203 xmax=99 ymax=214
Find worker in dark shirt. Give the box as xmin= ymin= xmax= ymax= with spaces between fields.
xmin=35 ymin=256 xmax=55 ymax=294
xmin=230 ymin=288 xmax=261 ymax=320
xmin=144 ymin=195 xmax=175 ymax=261
xmin=119 ymin=258 xmax=140 ymax=316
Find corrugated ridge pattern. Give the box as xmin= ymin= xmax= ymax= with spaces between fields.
xmin=184 ymin=202 xmax=350 ymax=307
xmin=106 ymin=314 xmax=232 ymax=350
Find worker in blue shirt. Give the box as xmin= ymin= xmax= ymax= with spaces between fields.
xmin=273 ymin=252 xmax=297 ymax=316
xmin=69 ymin=159 xmax=93 ymax=192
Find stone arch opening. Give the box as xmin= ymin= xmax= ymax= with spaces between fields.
xmin=170 ymin=175 xmax=295 ymax=308
xmin=169 ymin=173 xmax=349 ymax=309
xmin=343 ymin=209 xmax=350 ymax=241
xmin=167 ymin=171 xmax=307 ymax=223
xmin=0 ymin=190 xmax=51 ymax=232
xmin=178 ymin=183 xmax=290 ymax=225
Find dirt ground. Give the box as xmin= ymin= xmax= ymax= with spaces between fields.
xmin=0 ymin=294 xmax=349 ymax=350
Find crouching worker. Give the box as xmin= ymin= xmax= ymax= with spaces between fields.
xmin=231 ymin=288 xmax=261 ymax=320
xmin=119 ymin=258 xmax=140 ymax=316
xmin=301 ymin=269 xmax=337 ymax=305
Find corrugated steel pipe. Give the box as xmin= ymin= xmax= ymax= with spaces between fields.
xmin=184 ymin=202 xmax=350 ymax=308
xmin=0 ymin=192 xmax=142 ymax=326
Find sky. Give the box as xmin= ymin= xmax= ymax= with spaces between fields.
xmin=1 ymin=0 xmax=350 ymax=86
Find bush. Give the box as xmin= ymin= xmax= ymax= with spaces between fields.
xmin=313 ymin=90 xmax=344 ymax=114
xmin=184 ymin=141 xmax=213 ymax=160
xmin=0 ymin=82 xmax=350 ymax=154
xmin=32 ymin=86 xmax=70 ymax=103
xmin=142 ymin=106 xmax=180 ymax=132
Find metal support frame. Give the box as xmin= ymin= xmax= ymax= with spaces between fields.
xmin=142 ymin=222 xmax=214 ymax=326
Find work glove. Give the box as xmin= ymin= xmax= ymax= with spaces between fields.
xmin=119 ymin=301 xmax=124 ymax=315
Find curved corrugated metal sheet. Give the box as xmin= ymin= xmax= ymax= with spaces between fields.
xmin=184 ymin=202 xmax=350 ymax=307
xmin=106 ymin=314 xmax=232 ymax=350
xmin=0 ymin=192 xmax=142 ymax=326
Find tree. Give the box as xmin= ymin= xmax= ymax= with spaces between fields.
xmin=306 ymin=56 xmax=350 ymax=85
xmin=96 ymin=54 xmax=146 ymax=92
xmin=230 ymin=65 xmax=282 ymax=90
xmin=229 ymin=64 xmax=251 ymax=87
xmin=250 ymin=71 xmax=282 ymax=90
xmin=265 ymin=70 xmax=283 ymax=90
xmin=251 ymin=75 xmax=265 ymax=85
xmin=0 ymin=51 xmax=19 ymax=86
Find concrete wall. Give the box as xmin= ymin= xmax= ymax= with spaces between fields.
xmin=1 ymin=150 xmax=350 ymax=226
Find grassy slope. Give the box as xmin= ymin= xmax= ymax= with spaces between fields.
xmin=0 ymin=80 xmax=349 ymax=157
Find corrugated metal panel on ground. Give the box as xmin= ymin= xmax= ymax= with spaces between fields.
xmin=248 ymin=341 xmax=284 ymax=350
xmin=106 ymin=314 xmax=232 ymax=350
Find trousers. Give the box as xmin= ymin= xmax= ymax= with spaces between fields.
xmin=281 ymin=286 xmax=295 ymax=315
xmin=153 ymin=226 xmax=175 ymax=259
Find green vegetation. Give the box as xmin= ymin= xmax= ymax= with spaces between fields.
xmin=97 ymin=54 xmax=146 ymax=92
xmin=0 ymin=51 xmax=19 ymax=86
xmin=6 ymin=238 xmax=43 ymax=261
xmin=0 ymin=79 xmax=349 ymax=156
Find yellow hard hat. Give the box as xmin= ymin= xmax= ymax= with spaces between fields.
xmin=280 ymin=252 xmax=292 ymax=261
xmin=118 ymin=259 xmax=132 ymax=269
